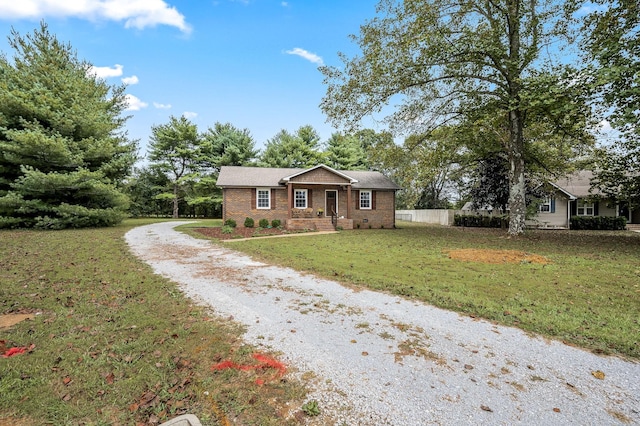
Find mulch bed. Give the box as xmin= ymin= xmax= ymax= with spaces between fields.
xmin=194 ymin=227 xmax=305 ymax=240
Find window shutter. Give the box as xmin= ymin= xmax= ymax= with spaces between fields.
xmin=594 ymin=201 xmax=599 ymax=216
xmin=372 ymin=191 xmax=377 ymax=210
xmin=271 ymin=189 xmax=276 ymax=209
xmin=308 ymin=189 xmax=312 ymax=208
xmin=551 ymin=197 xmax=555 ymax=213
xmin=570 ymin=200 xmax=577 ymax=216
xmin=251 ymin=188 xmax=256 ymax=209
xmin=355 ymin=190 xmax=360 ymax=210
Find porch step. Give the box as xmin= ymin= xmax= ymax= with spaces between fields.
xmin=286 ymin=218 xmax=335 ymax=231
xmin=314 ymin=219 xmax=337 ymax=232
xmin=626 ymin=223 xmax=640 ymax=231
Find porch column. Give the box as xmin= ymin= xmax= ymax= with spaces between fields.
xmin=346 ymin=184 xmax=352 ymax=219
xmin=287 ymin=183 xmax=293 ymax=219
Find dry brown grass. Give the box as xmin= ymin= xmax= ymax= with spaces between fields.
xmin=446 ymin=249 xmax=551 ymax=265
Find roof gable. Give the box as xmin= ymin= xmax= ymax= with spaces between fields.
xmin=280 ymin=164 xmax=357 ymax=184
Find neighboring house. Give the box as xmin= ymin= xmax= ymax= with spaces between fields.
xmin=216 ymin=164 xmax=401 ymax=230
xmin=460 ymin=171 xmax=639 ymax=229
xmin=530 ymin=170 xmax=638 ymax=228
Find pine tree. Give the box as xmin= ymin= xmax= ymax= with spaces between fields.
xmin=0 ymin=23 xmax=136 ymax=229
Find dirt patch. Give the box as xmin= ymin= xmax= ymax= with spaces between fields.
xmin=447 ymin=249 xmax=551 ymax=265
xmin=0 ymin=314 xmax=35 ymax=329
xmin=0 ymin=417 xmax=35 ymax=426
xmin=194 ymin=227 xmax=312 ymax=240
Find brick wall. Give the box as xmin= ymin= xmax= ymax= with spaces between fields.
xmin=223 ymin=186 xmax=396 ymax=229
xmin=223 ymin=188 xmax=288 ymax=226
xmin=350 ymin=190 xmax=395 ymax=229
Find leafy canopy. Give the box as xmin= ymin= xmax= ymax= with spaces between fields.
xmin=321 ymin=0 xmax=592 ymax=234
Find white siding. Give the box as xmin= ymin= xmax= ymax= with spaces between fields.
xmin=529 ymin=193 xmax=570 ymax=228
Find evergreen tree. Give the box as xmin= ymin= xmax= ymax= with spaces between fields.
xmin=201 ymin=122 xmax=258 ymax=173
xmin=259 ymin=125 xmax=323 ymax=168
xmin=148 ymin=115 xmax=203 ymax=218
xmin=0 ymin=23 xmax=136 ymax=229
xmin=324 ymin=133 xmax=369 ymax=170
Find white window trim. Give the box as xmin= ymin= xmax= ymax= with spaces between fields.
xmin=577 ymin=200 xmax=594 ymax=216
xmin=539 ymin=197 xmax=551 ymax=213
xmin=360 ymin=190 xmax=372 ymax=210
xmin=294 ymin=189 xmax=308 ymax=209
xmin=256 ymin=188 xmax=271 ymax=209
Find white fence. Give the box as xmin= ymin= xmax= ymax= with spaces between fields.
xmin=395 ymin=209 xmax=460 ymax=226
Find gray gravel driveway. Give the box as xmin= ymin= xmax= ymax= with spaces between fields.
xmin=125 ymin=222 xmax=639 ymax=425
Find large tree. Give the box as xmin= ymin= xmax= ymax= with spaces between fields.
xmin=321 ymin=0 xmax=585 ymax=235
xmin=324 ymin=133 xmax=369 ymax=170
xmin=148 ymin=115 xmax=202 ymax=218
xmin=259 ymin=125 xmax=324 ymax=168
xmin=201 ymin=122 xmax=258 ymax=173
xmin=0 ymin=23 xmax=136 ymax=229
xmin=577 ymin=0 xmax=640 ymax=208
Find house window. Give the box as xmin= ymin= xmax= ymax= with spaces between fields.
xmin=577 ymin=200 xmax=594 ymax=216
xmin=360 ymin=190 xmax=372 ymax=210
xmin=256 ymin=188 xmax=270 ymax=209
xmin=539 ymin=198 xmax=551 ymax=213
xmin=294 ymin=189 xmax=308 ymax=208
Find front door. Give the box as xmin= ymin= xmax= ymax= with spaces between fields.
xmin=325 ymin=190 xmax=337 ymax=217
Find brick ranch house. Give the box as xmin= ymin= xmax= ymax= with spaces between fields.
xmin=216 ymin=164 xmax=401 ymax=230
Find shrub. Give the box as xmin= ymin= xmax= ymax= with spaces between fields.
xmin=258 ymin=218 xmax=270 ymax=228
xmin=223 ymin=218 xmax=237 ymax=228
xmin=244 ymin=217 xmax=254 ymax=228
xmin=570 ymin=215 xmax=626 ymax=230
xmin=271 ymin=219 xmax=281 ymax=228
xmin=221 ymin=225 xmax=234 ymax=234
xmin=454 ymin=214 xmax=508 ymax=228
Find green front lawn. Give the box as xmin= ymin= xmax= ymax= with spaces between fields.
xmin=216 ymin=221 xmax=640 ymax=359
xmin=0 ymin=219 xmax=306 ymax=425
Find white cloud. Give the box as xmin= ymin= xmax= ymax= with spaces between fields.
xmin=89 ymin=64 xmax=124 ymax=78
xmin=124 ymin=94 xmax=148 ymax=111
xmin=599 ymin=120 xmax=613 ymax=132
xmin=122 ymin=75 xmax=139 ymax=85
xmin=0 ymin=0 xmax=191 ymax=33
xmin=183 ymin=111 xmax=198 ymax=119
xmin=281 ymin=1 xmax=289 ymax=6
xmin=285 ymin=47 xmax=324 ymax=66
xmin=153 ymin=102 xmax=172 ymax=109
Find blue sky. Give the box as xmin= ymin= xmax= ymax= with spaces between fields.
xmin=0 ymin=0 xmax=380 ymax=159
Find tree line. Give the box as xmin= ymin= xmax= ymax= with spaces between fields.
xmin=1 ymin=0 xmax=637 ymax=233
xmin=131 ymin=118 xmax=392 ymax=218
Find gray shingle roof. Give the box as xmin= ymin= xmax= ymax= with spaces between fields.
xmin=551 ymin=170 xmax=598 ymax=198
xmin=216 ymin=165 xmax=401 ymax=190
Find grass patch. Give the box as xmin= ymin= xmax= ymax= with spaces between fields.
xmin=213 ymin=222 xmax=640 ymax=359
xmin=0 ymin=219 xmax=306 ymax=425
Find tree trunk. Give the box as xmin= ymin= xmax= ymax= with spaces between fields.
xmin=172 ymin=183 xmax=179 ymax=219
xmin=506 ymin=0 xmax=526 ymax=236
xmin=508 ymin=109 xmax=526 ymax=235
